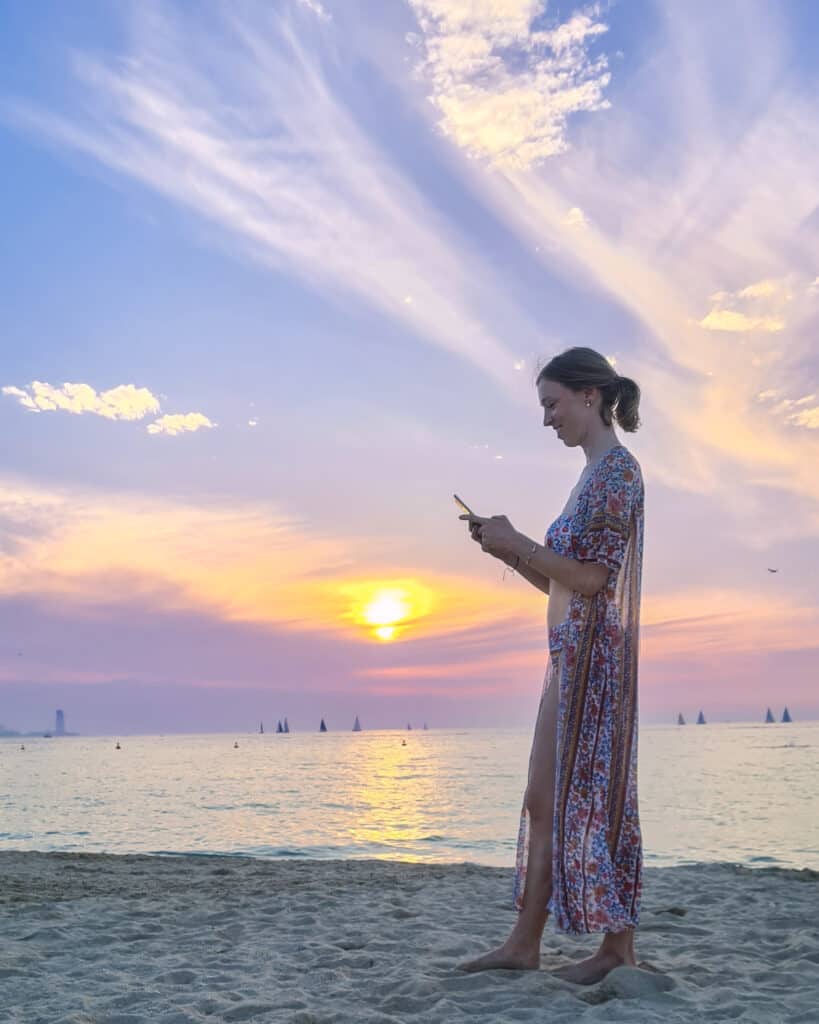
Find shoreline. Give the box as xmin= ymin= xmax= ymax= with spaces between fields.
xmin=2 ymin=852 xmax=817 ymax=1022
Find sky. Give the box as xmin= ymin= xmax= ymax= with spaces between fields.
xmin=2 ymin=0 xmax=818 ymax=734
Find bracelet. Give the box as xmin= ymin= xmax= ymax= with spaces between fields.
xmin=502 ymin=554 xmax=520 ymax=580
xmin=524 ymin=542 xmax=538 ymax=567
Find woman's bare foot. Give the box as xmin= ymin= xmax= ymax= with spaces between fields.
xmin=552 ymin=949 xmax=635 ymax=986
xmin=458 ymin=941 xmax=540 ymax=973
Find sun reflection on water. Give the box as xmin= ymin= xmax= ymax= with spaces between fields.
xmin=335 ymin=733 xmax=447 ymax=859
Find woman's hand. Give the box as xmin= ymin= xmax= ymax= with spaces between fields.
xmin=459 ymin=513 xmax=519 ymax=560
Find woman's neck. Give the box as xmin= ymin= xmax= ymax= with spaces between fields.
xmin=582 ymin=429 xmax=620 ymax=468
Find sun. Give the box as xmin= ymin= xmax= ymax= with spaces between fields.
xmin=363 ymin=590 xmax=411 ymax=641
xmin=339 ymin=580 xmax=435 ymax=642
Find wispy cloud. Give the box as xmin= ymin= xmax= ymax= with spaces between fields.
xmin=1 ymin=2 xmax=553 ymax=395
xmin=428 ymin=2 xmax=819 ymax=525
xmin=0 ymin=475 xmax=535 ymax=644
xmin=642 ymin=587 xmax=819 ymax=658
xmin=406 ymin=1 xmax=610 ymax=168
xmin=297 ymin=0 xmax=331 ymax=20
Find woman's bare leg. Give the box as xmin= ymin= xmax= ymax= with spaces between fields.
xmin=460 ymin=671 xmax=559 ymax=971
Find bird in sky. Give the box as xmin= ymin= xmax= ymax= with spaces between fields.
xmin=767 ymin=568 xmax=778 ymax=573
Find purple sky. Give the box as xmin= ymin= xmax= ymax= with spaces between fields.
xmin=2 ymin=1 xmax=819 ymax=733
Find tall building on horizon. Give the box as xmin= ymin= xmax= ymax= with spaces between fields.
xmin=56 ymin=709 xmax=65 ymax=736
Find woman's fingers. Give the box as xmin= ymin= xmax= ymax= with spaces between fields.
xmin=459 ymin=513 xmax=488 ymax=548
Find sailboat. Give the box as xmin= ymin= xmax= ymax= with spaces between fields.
xmin=782 ymin=707 xmax=792 ymax=723
xmin=677 ymin=713 xmax=686 ymax=726
xmin=319 ymin=718 xmax=327 ymax=733
xmin=352 ymin=715 xmax=362 ymax=732
xmin=283 ymin=717 xmax=290 ymax=734
xmin=259 ymin=721 xmax=264 ymax=734
xmin=407 ymin=722 xmax=412 ymax=731
xmin=696 ymin=710 xmax=706 ymax=725
xmin=764 ymin=708 xmax=775 ymax=723
xmin=423 ymin=722 xmax=428 ymax=731
xmin=276 ymin=720 xmax=283 ymax=734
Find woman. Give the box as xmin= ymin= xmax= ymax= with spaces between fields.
xmin=459 ymin=346 xmax=644 ymax=985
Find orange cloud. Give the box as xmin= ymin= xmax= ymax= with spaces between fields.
xmin=642 ymin=588 xmax=819 ymax=658
xmin=0 ymin=476 xmax=536 ymax=645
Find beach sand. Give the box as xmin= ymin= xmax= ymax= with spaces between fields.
xmin=1 ymin=853 xmax=817 ymax=1023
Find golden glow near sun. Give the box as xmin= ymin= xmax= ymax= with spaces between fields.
xmin=339 ymin=580 xmax=436 ymax=642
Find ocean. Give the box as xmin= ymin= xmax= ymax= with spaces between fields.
xmin=2 ymin=722 xmax=817 ymax=870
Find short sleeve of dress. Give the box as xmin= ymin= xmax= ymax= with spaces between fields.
xmin=575 ymin=455 xmax=642 ymax=573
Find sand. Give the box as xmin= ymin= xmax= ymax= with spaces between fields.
xmin=1 ymin=853 xmax=817 ymax=1023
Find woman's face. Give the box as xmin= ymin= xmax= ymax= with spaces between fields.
xmin=537 ymin=378 xmax=595 ymax=447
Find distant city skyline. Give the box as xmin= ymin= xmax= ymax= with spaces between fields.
xmin=0 ymin=684 xmax=810 ymax=736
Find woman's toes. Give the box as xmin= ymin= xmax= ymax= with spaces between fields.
xmin=552 ymin=952 xmax=623 ymax=986
xmin=458 ymin=945 xmax=539 ymax=972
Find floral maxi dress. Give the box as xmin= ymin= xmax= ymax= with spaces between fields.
xmin=512 ymin=445 xmax=644 ymax=934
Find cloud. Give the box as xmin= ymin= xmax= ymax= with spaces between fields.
xmin=563 ymin=205 xmax=588 ymax=229
xmin=698 ymin=309 xmax=785 ymax=333
xmin=455 ymin=3 xmax=819 ymax=519
xmin=2 ymin=3 xmax=545 ymax=397
xmin=407 ymin=2 xmax=610 ymax=168
xmin=699 ymin=277 xmax=793 ymax=333
xmin=2 ymin=381 xmax=160 ymax=419
xmin=297 ymin=0 xmax=331 ymax=20
xmin=147 ymin=412 xmax=215 ymax=436
xmin=788 ymin=407 xmax=819 ymax=429
xmin=737 ymin=279 xmax=784 ymax=299
xmin=641 ymin=587 xmax=819 ymax=658
xmin=757 ymin=391 xmax=819 ymax=430
xmin=0 ymin=476 xmax=536 ymax=645
xmin=2 ymin=473 xmax=815 ymax=696
xmin=2 ymin=380 xmax=214 ymax=437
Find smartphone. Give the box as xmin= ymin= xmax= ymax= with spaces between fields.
xmin=453 ymin=493 xmax=477 ymax=517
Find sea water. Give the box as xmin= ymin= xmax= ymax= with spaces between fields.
xmin=1 ymin=722 xmax=817 ymax=869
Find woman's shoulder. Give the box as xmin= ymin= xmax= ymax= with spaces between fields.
xmin=608 ymin=444 xmax=642 ymax=481
xmin=590 ymin=445 xmax=643 ymax=505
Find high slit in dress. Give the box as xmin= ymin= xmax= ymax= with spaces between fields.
xmin=512 ymin=444 xmax=645 ymax=935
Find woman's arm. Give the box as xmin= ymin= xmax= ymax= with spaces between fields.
xmin=507 ymin=533 xmax=610 ymax=597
